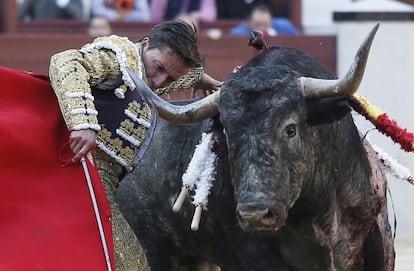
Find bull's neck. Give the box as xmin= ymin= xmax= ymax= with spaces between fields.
xmin=299 ymin=116 xmax=371 ymax=212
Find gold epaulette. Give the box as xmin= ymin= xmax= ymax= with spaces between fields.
xmin=49 ymin=35 xmax=145 ymax=131
xmin=83 ymin=35 xmax=145 ymax=98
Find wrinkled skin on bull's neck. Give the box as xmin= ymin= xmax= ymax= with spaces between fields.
xmin=116 ymin=47 xmax=394 ymax=271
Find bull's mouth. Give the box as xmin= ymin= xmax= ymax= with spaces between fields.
xmin=236 ymin=203 xmax=287 ymax=233
xmin=238 ymin=218 xmax=283 ymax=233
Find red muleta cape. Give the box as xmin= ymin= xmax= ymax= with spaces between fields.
xmin=0 ymin=66 xmax=115 ymax=271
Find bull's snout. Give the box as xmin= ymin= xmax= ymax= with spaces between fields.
xmin=236 ymin=203 xmax=286 ymax=232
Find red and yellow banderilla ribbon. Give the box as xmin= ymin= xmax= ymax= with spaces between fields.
xmin=350 ymin=93 xmax=414 ymax=152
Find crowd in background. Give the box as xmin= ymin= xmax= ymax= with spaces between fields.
xmin=17 ymin=0 xmax=300 ymax=37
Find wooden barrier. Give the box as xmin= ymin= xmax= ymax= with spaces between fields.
xmin=0 ymin=34 xmax=336 ymax=99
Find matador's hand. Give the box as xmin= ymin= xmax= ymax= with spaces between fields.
xmin=196 ymin=73 xmax=222 ymax=93
xmin=192 ymin=73 xmax=222 ymax=97
xmin=70 ymin=129 xmax=97 ymax=163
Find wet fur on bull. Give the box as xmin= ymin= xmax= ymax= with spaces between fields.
xmin=115 ymin=46 xmax=394 ymax=270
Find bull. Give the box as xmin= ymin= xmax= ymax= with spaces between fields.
xmin=116 ymin=23 xmax=395 ymax=270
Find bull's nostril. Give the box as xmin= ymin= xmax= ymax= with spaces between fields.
xmin=237 ymin=206 xmax=277 ymax=225
xmin=237 ymin=210 xmax=243 ymax=221
xmin=261 ymin=208 xmax=277 ymax=225
xmin=237 ymin=209 xmax=253 ymax=220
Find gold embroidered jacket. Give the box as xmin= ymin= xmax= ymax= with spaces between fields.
xmin=49 ymin=35 xmax=203 ymax=170
xmin=49 ymin=35 xmax=151 ymax=170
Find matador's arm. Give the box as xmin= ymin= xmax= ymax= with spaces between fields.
xmin=49 ymin=44 xmax=124 ymax=132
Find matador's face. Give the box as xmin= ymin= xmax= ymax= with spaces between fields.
xmin=140 ymin=38 xmax=188 ymax=89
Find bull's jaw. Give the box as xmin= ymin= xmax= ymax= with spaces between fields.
xmin=236 ymin=198 xmax=288 ymax=233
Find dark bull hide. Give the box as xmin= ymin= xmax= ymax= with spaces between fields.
xmin=115 ymin=24 xmax=395 ymax=270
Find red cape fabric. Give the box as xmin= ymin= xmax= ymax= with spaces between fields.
xmin=0 ymin=67 xmax=115 ymax=270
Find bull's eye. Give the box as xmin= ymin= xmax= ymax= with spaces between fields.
xmin=285 ymin=124 xmax=297 ymax=138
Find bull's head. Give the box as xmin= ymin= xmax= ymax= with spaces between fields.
xmin=127 ymin=24 xmax=379 ymax=232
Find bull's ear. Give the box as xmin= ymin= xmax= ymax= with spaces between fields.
xmin=306 ymin=95 xmax=351 ymax=126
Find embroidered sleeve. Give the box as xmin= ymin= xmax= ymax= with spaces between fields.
xmin=154 ymin=66 xmax=204 ymax=96
xmin=49 ymin=47 xmax=122 ymax=131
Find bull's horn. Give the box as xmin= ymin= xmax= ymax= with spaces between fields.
xmin=126 ymin=67 xmax=220 ymax=125
xmin=299 ymin=23 xmax=379 ymax=98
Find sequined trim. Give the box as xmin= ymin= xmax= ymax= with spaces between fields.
xmin=116 ymin=119 xmax=147 ymax=147
xmin=97 ymin=129 xmax=134 ymax=171
xmin=71 ymin=108 xmax=98 ymax=115
xmin=96 ymin=100 xmax=154 ymax=171
xmin=116 ymin=128 xmax=142 ymax=146
xmin=124 ymin=100 xmax=152 ymax=128
xmin=73 ymin=123 xmax=102 ymax=131
xmin=125 ymin=110 xmax=151 ymax=128
xmin=67 ymin=92 xmax=95 ymax=101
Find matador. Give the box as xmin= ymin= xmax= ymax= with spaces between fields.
xmin=49 ymin=21 xmax=220 ymax=270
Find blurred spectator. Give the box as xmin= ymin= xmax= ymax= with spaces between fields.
xmin=216 ymin=0 xmax=273 ymax=20
xmin=90 ymin=0 xmax=150 ymax=22
xmin=19 ymin=0 xmax=84 ymax=21
xmin=82 ymin=0 xmax=92 ymax=20
xmin=230 ymin=4 xmax=300 ymax=36
xmin=88 ymin=16 xmax=112 ymax=37
xmin=150 ymin=0 xmax=216 ymax=24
